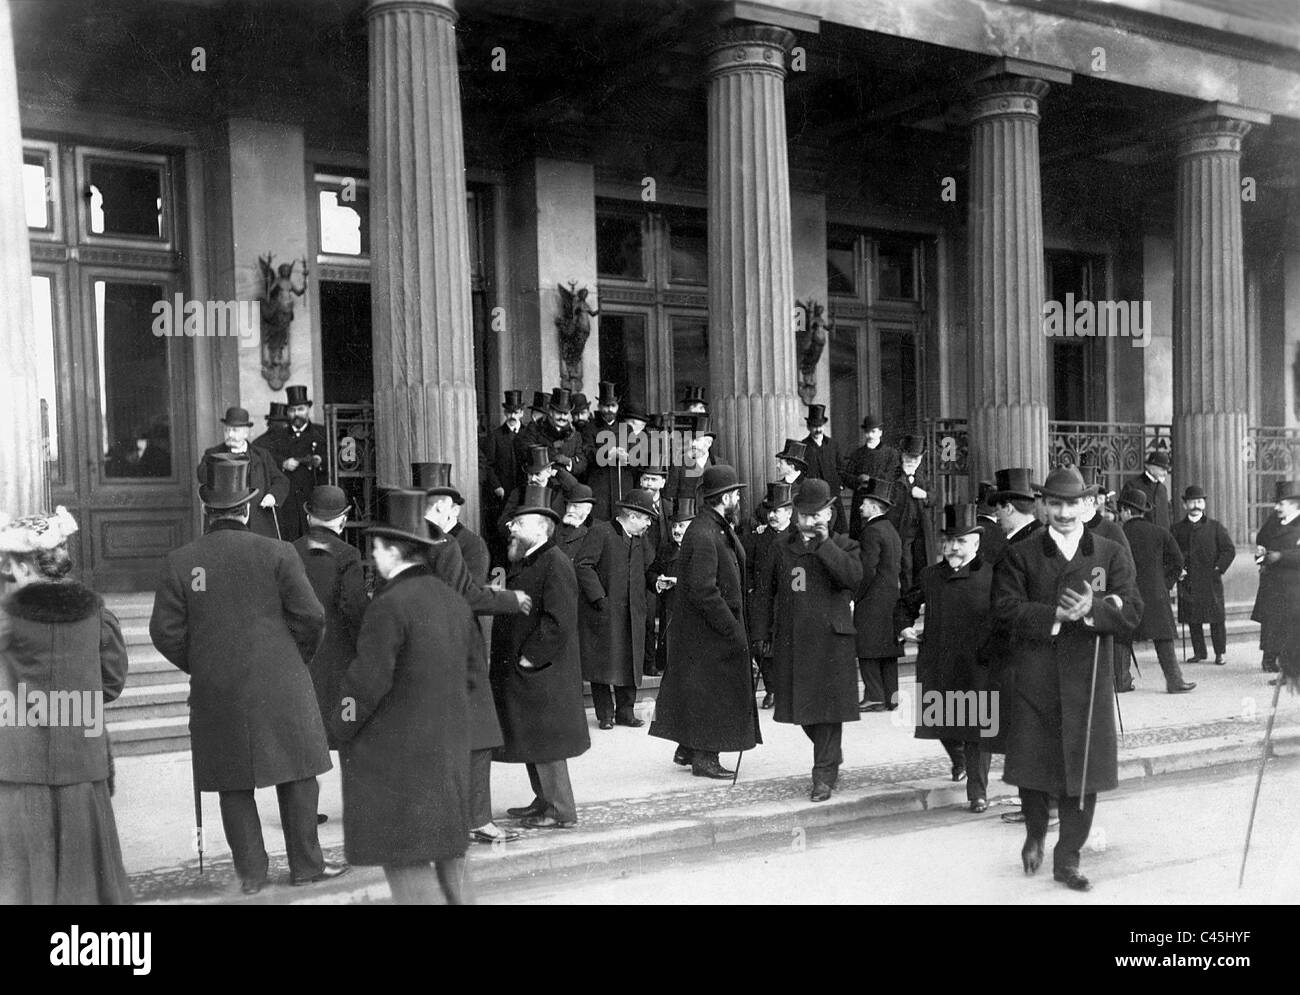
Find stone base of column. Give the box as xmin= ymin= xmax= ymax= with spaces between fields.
xmin=1175 ymin=410 xmax=1247 ymax=541
xmin=970 ymin=402 xmax=1050 ymax=485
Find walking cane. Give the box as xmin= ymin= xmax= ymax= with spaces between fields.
xmin=1181 ymin=623 xmax=1188 ymax=664
xmin=1238 ymin=678 xmax=1284 ymax=888
xmin=192 ymin=762 xmax=204 ymax=874
xmin=1113 ymin=678 xmax=1125 ymax=743
xmin=1078 ymin=634 xmax=1102 ymax=811
xmin=271 ymin=504 xmax=282 ymax=541
xmin=1129 ymin=645 xmax=1143 ymax=680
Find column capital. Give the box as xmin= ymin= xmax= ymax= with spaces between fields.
xmin=366 ymin=0 xmax=456 ymax=24
xmin=1173 ymin=105 xmax=1267 ymax=158
xmin=968 ymin=74 xmax=1052 ymax=124
xmin=707 ymin=23 xmax=796 ymax=79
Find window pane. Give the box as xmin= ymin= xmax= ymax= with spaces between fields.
xmin=667 ymin=213 xmax=707 ymax=284
xmin=95 ymin=280 xmax=172 ymax=478
xmin=597 ymin=313 xmax=648 ymax=403
xmin=86 ymin=159 xmax=164 ymax=238
xmin=877 ymin=239 xmax=916 ymax=300
xmin=31 ymin=276 xmax=60 ymax=469
xmin=879 ymin=328 xmax=917 ymax=435
xmin=316 ymin=171 xmax=370 ymax=256
xmin=829 ymin=324 xmax=859 ymax=450
xmin=24 ymin=153 xmax=50 ymax=230
xmin=670 ymin=315 xmax=708 ymax=406
xmin=596 ymin=211 xmax=644 ymax=280
xmin=827 ymin=235 xmax=856 ymax=296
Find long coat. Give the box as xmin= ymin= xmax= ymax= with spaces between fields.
xmin=1085 ymin=512 xmax=1131 ymax=556
xmin=843 ymin=442 xmax=899 ymax=536
xmin=751 ymin=531 xmax=863 ymax=726
xmin=650 ymin=506 xmax=761 ymax=753
xmin=978 ymin=515 xmax=1006 ymax=566
xmin=854 ymin=515 xmax=903 ymax=659
xmin=263 ymin=422 xmax=329 ymax=541
xmin=328 ymin=564 xmax=472 ymax=865
xmin=992 ymin=528 xmax=1140 ymax=796
xmin=292 ymin=526 xmax=368 ymax=749
xmin=481 ymin=422 xmax=521 ymax=497
xmin=1125 ymin=472 xmax=1172 ymax=531
xmin=575 ymin=519 xmax=649 ymax=687
xmin=149 ymin=520 xmax=329 ymax=791
xmin=1172 ymin=515 xmax=1235 ymax=625
xmin=583 ymin=428 xmax=647 ymax=522
xmin=896 ymin=558 xmax=994 ymax=741
xmin=556 ymin=520 xmax=592 ymax=562
xmin=517 ymin=420 xmax=588 ymax=490
xmin=1122 ymin=517 xmax=1183 ymax=641
xmin=1251 ymin=512 xmax=1300 ymax=654
xmin=801 ymin=434 xmax=847 ymax=533
xmin=490 ymin=540 xmax=590 ymax=763
xmin=982 ymin=519 xmax=1042 ymax=754
xmin=885 ymin=468 xmax=936 ymax=567
xmin=196 ymin=444 xmax=289 ymax=540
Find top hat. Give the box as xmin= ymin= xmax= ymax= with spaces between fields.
xmin=546 ymin=387 xmax=573 ymax=413
xmin=571 ymin=392 xmax=590 ymax=413
xmin=942 ymin=504 xmax=981 ymax=537
xmin=266 ymin=402 xmax=289 ymax=424
xmin=285 ymin=385 xmax=312 ymax=407
xmin=412 ymin=462 xmax=463 ymax=504
xmin=616 ymin=488 xmax=660 ymax=520
xmin=764 ymin=481 xmax=795 ymax=510
xmin=775 ymin=439 xmax=808 ymax=468
xmin=1077 ymin=465 xmax=1114 ymax=498
xmin=507 ymin=484 xmax=560 ymax=523
xmin=619 ymin=400 xmax=649 ymax=423
xmin=367 ymin=489 xmax=438 ymax=547
xmin=1119 ymin=483 xmax=1151 ymax=514
xmin=220 ymin=406 xmax=253 ymax=427
xmin=523 ymin=445 xmax=559 ymax=476
xmin=530 ymin=391 xmax=550 ymax=413
xmin=200 ymin=454 xmax=260 ymax=509
xmin=1274 ymin=480 xmax=1300 ymax=503
xmin=1145 ymin=450 xmax=1171 ymax=470
xmin=681 ymin=385 xmax=707 ymax=406
xmin=699 ymin=464 xmax=746 ymax=500
xmin=989 ymin=468 xmax=1038 ymax=504
xmin=565 ymin=483 xmax=595 ymax=505
xmin=854 ymin=476 xmax=894 ymax=509
xmin=597 ymin=381 xmax=620 ymax=406
xmin=793 ymin=478 xmax=836 ymax=515
xmin=1182 ymin=484 xmax=1207 ymax=502
xmin=690 ymin=414 xmax=717 ymax=440
xmin=806 ymin=404 xmax=828 ymax=427
xmin=672 ymin=496 xmax=697 ymax=523
xmin=1039 ymin=466 xmax=1090 ymax=501
xmin=861 ymin=414 xmax=882 ymax=432
xmin=975 ymin=480 xmax=996 ymax=509
xmin=898 ymin=434 xmax=925 ymax=458
xmin=503 ymin=389 xmax=525 ymax=410
xmin=304 ymin=484 xmax=351 ymax=520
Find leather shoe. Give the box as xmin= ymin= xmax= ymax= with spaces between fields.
xmin=1021 ymin=838 xmax=1044 ymax=875
xmin=598 ymin=718 xmax=614 ymax=730
xmin=810 ymin=782 xmax=832 ymax=802
xmin=1001 ymin=810 xmax=1026 ymax=824
xmin=692 ymin=759 xmax=734 ymax=779
xmin=860 ymin=702 xmax=886 ymax=712
xmin=1116 ymin=683 xmax=1135 ymax=693
xmin=290 ymin=862 xmax=350 ymax=886
xmin=507 ymin=801 xmax=546 ymax=818
xmin=1053 ymin=867 xmax=1092 ymax=891
xmin=951 ymin=764 xmax=966 ymax=782
xmin=240 ymin=878 xmax=266 ymax=896
xmin=969 ymin=798 xmax=988 ymax=813
xmin=1185 ymin=655 xmax=1206 ymax=664
xmin=672 ymin=746 xmax=693 ymax=767
xmin=1167 ymin=681 xmax=1196 ymax=693
xmin=1213 ymin=656 xmax=1226 ymax=666
xmin=761 ymin=692 xmax=774 ymax=709
xmin=615 ymin=716 xmax=645 ymax=728
xmin=521 ymin=814 xmax=576 ymax=829
xmin=470 ymin=825 xmax=521 ymax=844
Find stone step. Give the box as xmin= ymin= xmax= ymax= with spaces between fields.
xmin=109 ymin=715 xmax=191 ymax=756
xmin=107 ymin=684 xmax=190 ymax=723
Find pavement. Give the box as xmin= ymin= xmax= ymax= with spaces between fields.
xmin=113 ymin=637 xmax=1300 ymax=904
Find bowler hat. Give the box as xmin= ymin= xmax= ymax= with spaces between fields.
xmin=502 ymin=389 xmax=525 ymax=410
xmin=775 ymin=439 xmax=808 ymax=468
xmin=571 ymin=392 xmax=590 ymax=413
xmin=304 ymin=484 xmax=351 ymax=520
xmin=942 ymin=503 xmax=981 ymax=537
xmin=565 ymin=483 xmax=595 ymax=506
xmin=523 ymin=445 xmax=559 ymax=476
xmin=1039 ymin=466 xmax=1090 ymax=501
xmin=266 ymin=402 xmax=289 ymax=424
xmin=806 ymin=404 xmax=828 ymax=427
xmin=699 ymin=464 xmax=746 ymax=500
xmin=898 ymin=434 xmax=925 ymax=458
xmin=366 ymin=489 xmax=437 ymax=547
xmin=989 ymin=468 xmax=1038 ymax=504
xmin=200 ymin=454 xmax=259 ymax=509
xmin=597 ymin=381 xmax=620 ymax=406
xmin=547 ymin=387 xmax=573 ymax=413
xmin=764 ymin=481 xmax=794 ymax=510
xmin=220 ymin=406 xmax=253 ymax=427
xmin=285 ymin=385 xmax=312 ymax=407
xmin=530 ymin=390 xmax=549 ymax=413
xmin=1145 ymin=450 xmax=1171 ymax=470
xmin=1119 ymin=483 xmax=1151 ymax=514
xmin=1182 ymin=485 xmax=1207 ymax=502
xmin=412 ymin=462 xmax=463 ymax=504
xmin=861 ymin=414 xmax=882 ymax=432
xmin=672 ymin=496 xmax=697 ymax=523
xmin=640 ymin=463 xmax=669 ymax=481
xmin=854 ymin=476 xmax=894 ymax=509
xmin=616 ymin=488 xmax=660 ymax=520
xmin=1274 ymin=480 xmax=1300 ymax=502
xmin=619 ymin=400 xmax=649 ymax=423
xmin=507 ymin=484 xmax=560 ymax=523
xmin=793 ymin=478 xmax=836 ymax=515
xmin=681 ymin=385 xmax=707 ymax=406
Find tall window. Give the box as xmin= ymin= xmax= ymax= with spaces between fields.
xmin=1046 ymin=250 xmax=1107 ymax=423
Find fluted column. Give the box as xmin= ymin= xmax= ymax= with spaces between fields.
xmin=368 ymin=0 xmax=478 ymax=523
xmin=0 ymin=1 xmax=42 ymax=515
xmin=966 ymin=73 xmax=1053 ymax=484
xmin=1173 ymin=113 xmax=1253 ymax=543
xmin=707 ymin=24 xmax=801 ymax=503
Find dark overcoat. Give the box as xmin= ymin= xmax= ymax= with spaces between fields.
xmin=649 ymin=537 xmax=682 ymax=663
xmin=481 ymin=422 xmax=521 ymax=496
xmin=575 ymin=519 xmax=649 ymax=687
xmin=329 ymin=564 xmax=472 ymax=865
xmin=490 ymin=540 xmax=590 ymax=763
xmin=1122 ymin=517 xmax=1183 ymax=641
xmin=149 ymin=520 xmax=329 ymax=791
xmin=665 ymin=457 xmax=711 ymax=517
xmin=1251 ymin=513 xmax=1300 ymax=653
xmin=498 ymin=482 xmax=568 ymax=541
xmin=752 ymin=531 xmax=863 ymax=726
xmin=982 ymin=519 xmax=1042 ymax=754
xmin=801 ymin=434 xmax=847 ymax=533
xmin=992 ymin=528 xmax=1140 ymax=796
xmin=1172 ymin=515 xmax=1235 ymax=625
xmin=292 ymin=526 xmax=368 ymax=749
xmin=264 ymin=422 xmax=329 ymax=541
xmin=854 ymin=515 xmax=903 ymax=659
xmin=1125 ymin=472 xmax=1172 ymax=531
xmin=842 ymin=442 xmax=899 ymax=536
xmin=556 ymin=520 xmax=592 ymax=562
xmin=896 ymin=558 xmax=994 ymax=741
xmin=885 ymin=468 xmax=936 ymax=564
xmin=196 ymin=444 xmax=289 ymax=540
xmin=517 ymin=420 xmax=587 ymax=490
xmin=1085 ymin=512 xmax=1131 ymax=556
xmin=650 ymin=507 xmax=761 ymax=753
xmin=583 ymin=428 xmax=647 ymax=522
xmin=978 ymin=516 xmax=1007 ymax=567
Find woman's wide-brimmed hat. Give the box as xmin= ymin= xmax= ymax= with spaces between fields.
xmin=0 ymin=505 xmax=79 ymax=554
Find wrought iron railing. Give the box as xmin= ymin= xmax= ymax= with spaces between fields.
xmin=1246 ymin=426 xmax=1300 ymax=535
xmin=1048 ymin=421 xmax=1172 ymax=499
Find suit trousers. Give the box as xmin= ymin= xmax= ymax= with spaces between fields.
xmin=1153 ymin=638 xmax=1187 ymax=690
xmin=383 ymin=858 xmax=471 ymax=905
xmin=941 ymin=739 xmax=992 ymax=801
xmin=802 ymin=723 xmax=843 ymax=787
xmin=590 ymin=683 xmax=637 ymax=722
xmin=218 ymin=777 xmax=324 ymax=885
xmin=1189 ymin=622 xmax=1226 ymax=658
xmin=859 ymin=657 xmax=900 ymax=708
xmin=1020 ymin=788 xmax=1096 ymax=872
xmin=525 ymin=760 xmax=577 ymax=822
xmin=469 ymin=748 xmax=493 ymax=828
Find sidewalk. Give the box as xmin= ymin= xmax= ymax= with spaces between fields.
xmin=116 ymin=642 xmax=1300 ymax=903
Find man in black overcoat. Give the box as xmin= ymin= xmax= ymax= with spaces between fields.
xmin=263 ymin=384 xmax=329 ymax=542
xmin=1171 ymin=484 xmax=1235 ymax=665
xmin=1124 ymin=449 xmax=1173 ymax=531
xmin=748 ymin=482 xmax=794 ymax=709
xmin=801 ymin=404 xmax=846 ymax=533
xmin=516 ymin=387 xmax=588 ymax=496
xmin=649 ymin=497 xmax=694 ymax=676
xmin=842 ymin=414 xmax=900 ymax=537
xmin=853 ymin=478 xmax=902 ymax=711
xmin=1252 ymin=480 xmax=1300 ymax=678
xmin=885 ymin=435 xmax=935 ymax=593
xmin=196 ymin=407 xmax=289 ymax=540
xmin=480 ymin=389 xmax=527 ymax=562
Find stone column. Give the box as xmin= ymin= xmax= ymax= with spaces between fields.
xmin=966 ymin=66 xmax=1065 ymax=484
xmin=368 ymin=0 xmax=478 ymax=523
xmin=0 ymin=1 xmax=42 ymax=515
xmin=707 ymin=23 xmax=801 ymax=503
xmin=1173 ymin=110 xmax=1258 ymax=544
